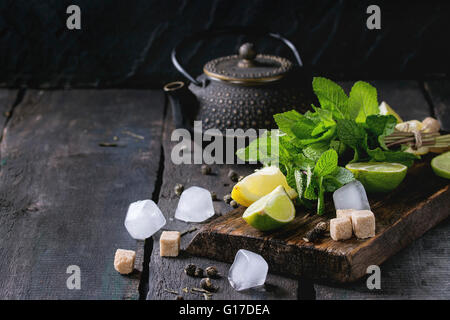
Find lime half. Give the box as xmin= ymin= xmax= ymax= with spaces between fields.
xmin=345 ymin=162 xmax=407 ymax=193
xmin=242 ymin=185 xmax=295 ymax=231
xmin=431 ymin=152 xmax=450 ymax=179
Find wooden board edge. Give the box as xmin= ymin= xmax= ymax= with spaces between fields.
xmin=187 ymin=184 xmax=450 ymax=284
xmin=186 ymin=225 xmax=353 ymax=283
xmin=347 ymin=185 xmax=450 ymax=282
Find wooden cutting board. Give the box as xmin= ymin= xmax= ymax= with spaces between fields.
xmin=186 ymin=157 xmax=450 ymax=283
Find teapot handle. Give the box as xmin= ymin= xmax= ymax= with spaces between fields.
xmin=171 ymin=27 xmax=303 ymax=87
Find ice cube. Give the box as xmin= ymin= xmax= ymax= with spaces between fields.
xmin=175 ymin=186 xmax=214 ymax=222
xmin=228 ymin=249 xmax=268 ymax=291
xmin=124 ymin=200 xmax=166 ymax=240
xmin=333 ymin=180 xmax=370 ymax=211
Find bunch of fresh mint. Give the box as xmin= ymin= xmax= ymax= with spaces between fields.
xmin=236 ymin=77 xmax=418 ymax=214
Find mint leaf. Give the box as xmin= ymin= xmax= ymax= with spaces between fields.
xmin=323 ymin=167 xmax=354 ymax=192
xmin=296 ymin=125 xmax=337 ymax=147
xmin=348 ymin=81 xmax=379 ymax=123
xmin=366 ymin=115 xmax=397 ymax=150
xmin=317 ymin=176 xmax=325 ymax=215
xmin=291 ymin=118 xmax=316 ymax=139
xmin=294 ymin=169 xmax=304 ymax=199
xmin=236 ymin=136 xmax=260 ymax=162
xmin=330 ymin=139 xmax=347 ymax=155
xmin=311 ymin=122 xmax=327 ymax=137
xmin=332 ymin=167 xmax=354 ymax=185
xmin=303 ymin=142 xmax=329 ymax=162
xmin=314 ymin=149 xmax=338 ymax=177
xmin=366 ymin=115 xmax=396 ymax=136
xmin=304 ymin=166 xmax=318 ymax=200
xmin=236 ymin=130 xmax=277 ymax=164
xmin=273 ymin=110 xmax=304 ymax=136
xmin=336 ymin=119 xmax=368 ymax=163
xmin=303 ymin=110 xmax=322 ymax=123
xmin=312 ymin=77 xmax=348 ymax=116
xmin=336 ymin=119 xmax=367 ymax=149
xmin=312 ymin=104 xmax=336 ymax=127
xmin=294 ymin=169 xmax=313 ymax=208
xmin=367 ymin=148 xmax=418 ymax=167
xmin=285 ymin=165 xmax=296 ymax=190
xmin=292 ymin=153 xmax=316 ymax=170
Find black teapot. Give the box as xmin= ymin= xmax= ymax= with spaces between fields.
xmin=164 ymin=29 xmax=312 ymax=133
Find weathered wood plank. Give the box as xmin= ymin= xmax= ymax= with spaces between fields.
xmin=0 ymin=89 xmax=165 ymax=299
xmin=314 ymin=217 xmax=450 ymax=300
xmin=0 ymin=89 xmax=18 ymax=138
xmin=424 ymin=80 xmax=450 ymax=131
xmin=147 ymin=107 xmax=299 ymax=300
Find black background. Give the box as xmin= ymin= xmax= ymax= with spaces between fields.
xmin=0 ymin=0 xmax=449 ymax=88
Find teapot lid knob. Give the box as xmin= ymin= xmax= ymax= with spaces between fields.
xmin=239 ymin=43 xmax=257 ymax=60
xmin=238 ymin=43 xmax=257 ymax=68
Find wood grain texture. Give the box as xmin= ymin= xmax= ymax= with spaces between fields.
xmin=424 ymin=80 xmax=450 ymax=131
xmin=314 ymin=217 xmax=450 ymax=300
xmin=147 ymin=107 xmax=299 ymax=300
xmin=0 ymin=89 xmax=165 ymax=299
xmin=0 ymin=89 xmax=18 ymax=138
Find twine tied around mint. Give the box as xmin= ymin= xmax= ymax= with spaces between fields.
xmin=385 ymin=131 xmax=450 ymax=150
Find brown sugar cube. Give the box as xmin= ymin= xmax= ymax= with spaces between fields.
xmin=160 ymin=231 xmax=181 ymax=257
xmin=114 ymin=249 xmax=136 ymax=274
xmin=330 ymin=217 xmax=353 ymax=241
xmin=336 ymin=209 xmax=355 ymax=220
xmin=351 ymin=210 xmax=376 ymax=239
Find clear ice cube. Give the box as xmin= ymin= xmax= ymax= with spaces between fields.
xmin=124 ymin=200 xmax=166 ymax=240
xmin=333 ymin=180 xmax=370 ymax=211
xmin=175 ymin=186 xmax=215 ymax=222
xmin=228 ymin=249 xmax=268 ymax=291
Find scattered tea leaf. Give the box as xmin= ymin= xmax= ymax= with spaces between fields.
xmin=98 ymin=142 xmax=119 ymax=147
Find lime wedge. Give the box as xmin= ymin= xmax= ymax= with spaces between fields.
xmin=231 ymin=166 xmax=297 ymax=207
xmin=431 ymin=152 xmax=450 ymax=179
xmin=345 ymin=162 xmax=407 ymax=193
xmin=242 ymin=185 xmax=295 ymax=231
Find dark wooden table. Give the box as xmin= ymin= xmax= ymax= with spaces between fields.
xmin=0 ymin=80 xmax=449 ymax=300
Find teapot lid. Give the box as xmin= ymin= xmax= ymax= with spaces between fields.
xmin=203 ymin=43 xmax=293 ymax=84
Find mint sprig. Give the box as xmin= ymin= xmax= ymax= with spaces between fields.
xmin=236 ymin=77 xmax=419 ymax=214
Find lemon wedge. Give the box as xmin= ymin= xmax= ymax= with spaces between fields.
xmin=231 ymin=166 xmax=297 ymax=207
xmin=379 ymin=101 xmax=403 ymax=123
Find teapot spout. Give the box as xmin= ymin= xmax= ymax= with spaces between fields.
xmin=163 ymin=81 xmax=198 ymax=131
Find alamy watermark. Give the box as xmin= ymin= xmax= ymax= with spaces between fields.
xmin=66 ymin=5 xmax=81 ymax=30
xmin=366 ymin=265 xmax=381 ymax=290
xmin=66 ymin=265 xmax=81 ymax=290
xmin=366 ymin=5 xmax=381 ymax=30
xmin=171 ymin=121 xmax=280 ymax=165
